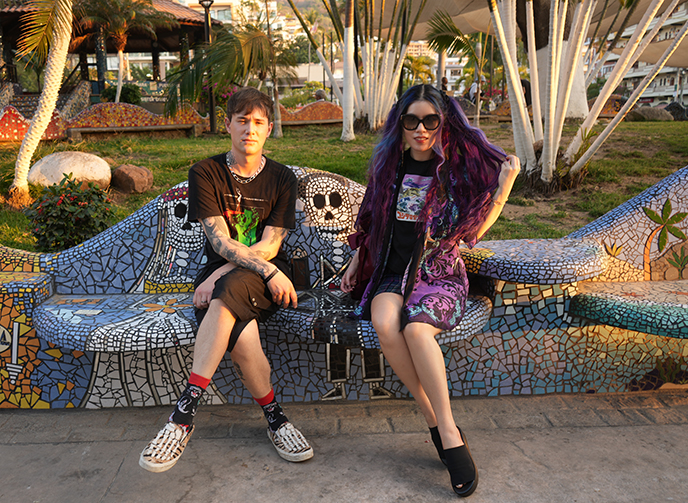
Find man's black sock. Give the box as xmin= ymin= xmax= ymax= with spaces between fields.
xmin=171 ymin=384 xmax=204 ymax=427
xmin=261 ymin=399 xmax=289 ymax=432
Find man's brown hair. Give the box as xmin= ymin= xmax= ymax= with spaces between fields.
xmin=226 ymin=87 xmax=273 ymax=122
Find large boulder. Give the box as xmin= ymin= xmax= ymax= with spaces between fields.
xmin=28 ymin=151 xmax=111 ymax=189
xmin=625 ymin=106 xmax=674 ymax=122
xmin=111 ymin=164 xmax=154 ymax=194
xmin=664 ymin=101 xmax=688 ymax=121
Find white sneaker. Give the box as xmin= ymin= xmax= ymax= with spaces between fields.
xmin=267 ymin=422 xmax=314 ymax=462
xmin=139 ymin=422 xmax=194 ymax=473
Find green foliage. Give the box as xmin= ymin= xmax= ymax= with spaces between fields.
xmin=587 ymin=77 xmax=607 ymax=100
xmin=280 ymin=81 xmax=325 ymax=108
xmin=101 ymin=83 xmax=142 ymax=104
xmin=667 ymin=247 xmax=688 ymax=279
xmin=288 ymin=35 xmax=320 ymax=64
xmin=25 ymin=174 xmax=113 ymax=252
xmin=656 ymin=356 xmax=687 ymax=384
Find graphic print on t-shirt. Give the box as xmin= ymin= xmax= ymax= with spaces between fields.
xmin=396 ymin=174 xmax=433 ymax=222
xmin=223 ymin=189 xmax=266 ymax=246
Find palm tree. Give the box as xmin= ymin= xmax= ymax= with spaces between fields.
xmin=427 ymin=12 xmax=486 ymax=125
xmin=404 ymin=55 xmax=436 ymax=86
xmin=76 ymin=0 xmax=177 ymax=103
xmin=164 ymin=24 xmax=296 ymax=135
xmin=8 ymin=0 xmax=73 ymax=209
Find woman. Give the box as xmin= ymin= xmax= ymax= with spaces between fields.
xmin=342 ymin=84 xmax=519 ymax=497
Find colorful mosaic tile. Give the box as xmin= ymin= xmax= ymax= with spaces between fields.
xmin=59 ymin=81 xmax=91 ymax=121
xmin=280 ymin=101 xmax=343 ymax=122
xmin=1 ymin=164 xmax=687 ymax=408
xmin=570 ymin=280 xmax=688 ymax=339
xmin=0 ymin=106 xmax=64 ymax=141
xmin=66 ymin=102 xmax=207 ymax=129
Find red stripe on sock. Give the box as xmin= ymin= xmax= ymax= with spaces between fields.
xmin=188 ymin=372 xmax=211 ymax=389
xmin=254 ymin=389 xmax=275 ymax=406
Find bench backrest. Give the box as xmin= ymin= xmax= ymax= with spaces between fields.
xmin=567 ymin=165 xmax=688 ymax=282
xmin=44 ymin=166 xmax=366 ymax=295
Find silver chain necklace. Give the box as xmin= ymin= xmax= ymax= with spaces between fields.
xmin=226 ymin=150 xmax=266 ymax=184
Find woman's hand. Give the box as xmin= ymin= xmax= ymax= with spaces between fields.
xmin=495 ymin=155 xmax=520 ymax=200
xmin=341 ymin=249 xmax=360 ymax=293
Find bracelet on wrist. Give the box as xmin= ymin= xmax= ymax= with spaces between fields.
xmin=263 ymin=268 xmax=278 ymax=283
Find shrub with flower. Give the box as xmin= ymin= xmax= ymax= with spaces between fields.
xmin=25 ymin=174 xmax=113 ymax=252
xmin=199 ymin=81 xmax=238 ymax=112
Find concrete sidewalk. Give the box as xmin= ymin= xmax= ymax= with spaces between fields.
xmin=1 ymin=390 xmax=687 ymax=503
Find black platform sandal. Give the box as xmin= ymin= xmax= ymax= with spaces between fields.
xmin=429 ymin=426 xmax=447 ymax=465
xmin=444 ymin=428 xmax=478 ymax=497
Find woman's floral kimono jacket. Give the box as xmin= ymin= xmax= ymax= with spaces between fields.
xmin=352 ymin=165 xmax=482 ymax=332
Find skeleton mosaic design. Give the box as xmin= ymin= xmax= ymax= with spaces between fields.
xmin=1 ymin=165 xmax=687 ymax=409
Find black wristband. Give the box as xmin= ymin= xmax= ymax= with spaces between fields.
xmin=264 ymin=269 xmax=278 ymax=283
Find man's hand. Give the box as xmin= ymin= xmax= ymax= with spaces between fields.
xmin=193 ymin=276 xmax=215 ymax=309
xmin=266 ymin=269 xmax=298 ymax=308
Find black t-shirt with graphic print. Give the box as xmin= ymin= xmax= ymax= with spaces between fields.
xmin=386 ymin=150 xmax=435 ymax=275
xmin=188 ymin=152 xmax=298 ymax=287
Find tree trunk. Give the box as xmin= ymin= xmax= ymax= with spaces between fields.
xmin=341 ymin=0 xmax=355 ymax=141
xmin=8 ymin=0 xmax=72 ymax=208
xmin=116 ymin=50 xmax=124 ymax=103
xmin=517 ymin=0 xmax=587 ymax=119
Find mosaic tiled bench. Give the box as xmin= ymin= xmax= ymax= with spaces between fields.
xmin=570 ymin=280 xmax=688 ymax=339
xmin=25 ymin=166 xmax=507 ymax=354
xmin=3 ymin=164 xmax=688 ymax=408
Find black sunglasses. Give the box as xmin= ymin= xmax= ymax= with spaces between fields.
xmin=400 ymin=113 xmax=441 ymax=131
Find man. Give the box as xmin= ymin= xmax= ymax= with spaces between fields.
xmin=139 ymin=87 xmax=313 ymax=473
xmin=314 ymin=89 xmax=327 ymax=101
xmin=468 ymin=75 xmax=486 ymax=104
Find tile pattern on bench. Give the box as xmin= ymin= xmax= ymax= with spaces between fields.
xmin=462 ymin=239 xmax=607 ymax=284
xmin=568 ymin=166 xmax=688 ymax=281
xmin=570 ymin=280 xmax=688 ymax=339
xmin=3 ymin=166 xmax=688 ymax=409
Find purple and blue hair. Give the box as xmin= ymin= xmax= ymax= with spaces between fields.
xmin=357 ymin=84 xmax=506 ymax=260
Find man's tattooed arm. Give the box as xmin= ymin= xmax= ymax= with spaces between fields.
xmin=201 ymin=216 xmax=288 ymax=278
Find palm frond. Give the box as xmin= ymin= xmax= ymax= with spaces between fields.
xmin=17 ymin=0 xmax=73 ymax=62
xmin=426 ymin=11 xmax=476 ymax=60
xmin=165 ymin=31 xmax=243 ymax=115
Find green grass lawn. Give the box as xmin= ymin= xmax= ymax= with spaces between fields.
xmin=1 ymin=121 xmax=687 ymax=252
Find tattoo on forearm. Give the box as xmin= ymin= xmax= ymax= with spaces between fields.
xmin=269 ymin=227 xmax=287 ymax=245
xmin=202 ymin=216 xmax=272 ymax=277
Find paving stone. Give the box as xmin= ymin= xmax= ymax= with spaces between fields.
xmin=593 ymin=408 xmax=655 ymax=427
xmin=339 ymin=417 xmax=393 ymax=435
xmin=193 ymin=423 xmax=232 ymax=439
xmin=389 ymin=414 xmax=428 ymax=433
xmin=289 ymin=417 xmax=338 ymax=437
xmin=491 ymin=412 xmax=553 ymax=429
xmin=656 ymin=390 xmax=688 ymax=407
xmin=229 ymin=419 xmax=269 ymax=439
xmin=638 ymin=406 xmax=688 ymax=425
xmin=544 ymin=409 xmax=608 ymax=428
xmin=66 ymin=426 xmax=127 ymax=442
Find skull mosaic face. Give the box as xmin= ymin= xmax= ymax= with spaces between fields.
xmin=299 ymin=172 xmax=353 ymax=242
xmin=161 ymin=187 xmax=205 ymax=252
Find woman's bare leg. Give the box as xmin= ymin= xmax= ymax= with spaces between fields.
xmin=371 ymin=293 xmax=438 ymax=427
xmin=403 ymin=322 xmax=462 ymax=449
